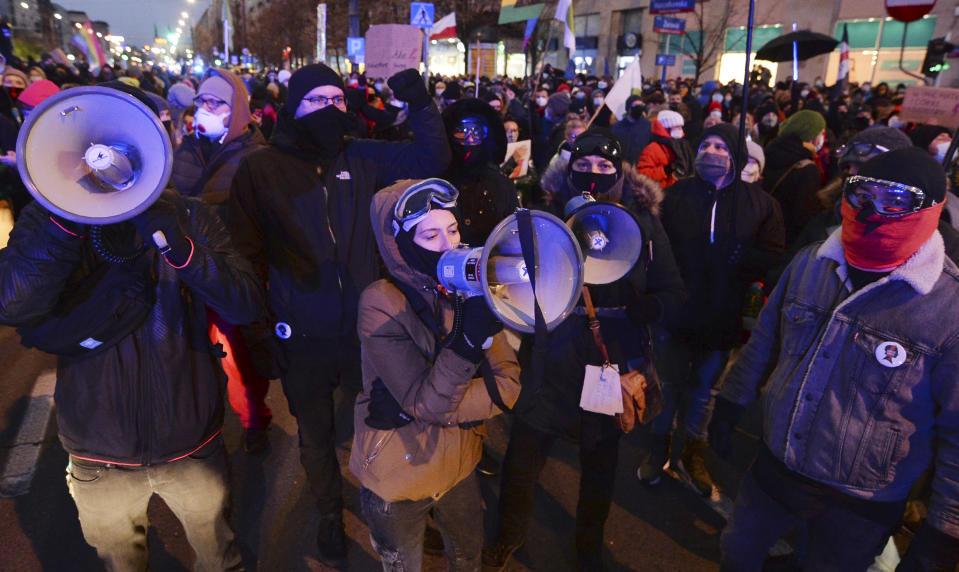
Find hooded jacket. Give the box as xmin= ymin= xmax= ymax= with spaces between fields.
xmin=610 ymin=111 xmax=653 ymax=166
xmin=636 ymin=120 xmax=694 ymax=189
xmin=0 ymin=193 xmax=264 ymax=464
xmin=172 ymin=69 xmax=265 ymax=223
xmin=662 ymin=125 xmax=785 ymax=350
xmin=228 ymin=98 xmax=451 ymax=347
xmin=349 ymin=181 xmax=521 ymax=502
xmin=762 ymin=133 xmax=823 ymax=247
xmin=519 ymin=164 xmax=686 ymax=442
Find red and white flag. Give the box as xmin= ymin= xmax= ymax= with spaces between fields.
xmin=837 ymin=24 xmax=850 ymax=91
xmin=429 ymin=12 xmax=457 ymax=41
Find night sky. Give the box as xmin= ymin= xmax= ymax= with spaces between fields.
xmin=55 ymin=0 xmax=209 ymax=46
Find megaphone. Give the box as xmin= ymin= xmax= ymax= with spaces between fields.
xmin=16 ymin=86 xmax=173 ymax=225
xmin=439 ymin=210 xmax=584 ymax=333
xmin=565 ymin=193 xmax=643 ymax=285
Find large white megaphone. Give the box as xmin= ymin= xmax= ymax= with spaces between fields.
xmin=16 ymin=86 xmax=173 ymax=225
xmin=564 ymin=193 xmax=643 ymax=285
xmin=438 ymin=210 xmax=585 ymax=333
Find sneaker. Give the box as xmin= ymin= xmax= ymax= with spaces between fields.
xmin=423 ymin=524 xmax=444 ymax=556
xmin=680 ymin=438 xmax=715 ymax=496
xmin=637 ymin=433 xmax=670 ymax=486
xmin=317 ymin=514 xmax=348 ymax=568
xmin=481 ymin=540 xmax=522 ymax=572
xmin=244 ymin=428 xmax=270 ymax=454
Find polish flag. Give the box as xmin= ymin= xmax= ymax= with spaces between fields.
xmin=429 ymin=12 xmax=457 ymax=41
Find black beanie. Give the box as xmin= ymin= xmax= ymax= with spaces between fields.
xmin=286 ymin=63 xmax=345 ymax=114
xmin=99 ymin=80 xmax=160 ymax=118
xmin=858 ymin=147 xmax=947 ymax=206
xmin=909 ymin=124 xmax=952 ymax=152
xmin=568 ymin=129 xmax=623 ymax=175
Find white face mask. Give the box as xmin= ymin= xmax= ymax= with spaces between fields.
xmin=741 ymin=161 xmax=760 ymax=183
xmin=710 ymin=110 xmax=722 ymax=119
xmin=800 ymin=90 xmax=810 ymax=99
xmin=814 ymin=133 xmax=825 ymax=152
xmin=593 ymin=98 xmax=604 ymax=108
xmin=536 ymin=96 xmax=548 ymax=107
xmin=888 ymin=116 xmax=904 ymax=129
xmin=669 ymin=127 xmax=684 ymax=139
xmin=435 ymin=88 xmax=444 ymax=97
xmin=935 ymin=140 xmax=951 ymax=163
xmin=712 ymin=93 xmax=723 ymax=103
xmin=194 ymin=108 xmax=229 ymax=139
xmin=598 ymin=81 xmax=607 ymax=90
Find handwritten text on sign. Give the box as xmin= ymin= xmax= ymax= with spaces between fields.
xmin=899 ymin=86 xmax=959 ymax=130
xmin=365 ymin=24 xmax=422 ymax=79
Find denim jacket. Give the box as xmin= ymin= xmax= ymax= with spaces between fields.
xmin=721 ymin=229 xmax=959 ymax=538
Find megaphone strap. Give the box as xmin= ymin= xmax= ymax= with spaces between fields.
xmin=581 ymin=285 xmax=612 ymax=367
xmin=515 ymin=209 xmax=549 ymax=403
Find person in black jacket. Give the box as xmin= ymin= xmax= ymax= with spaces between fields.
xmin=640 ymin=123 xmax=785 ymax=496
xmin=0 ymin=84 xmax=264 ymax=571
xmin=484 ymin=131 xmax=685 ymax=572
xmin=610 ymin=94 xmax=652 ymax=166
xmin=441 ymin=97 xmax=520 ymax=246
xmin=227 ymin=63 xmax=450 ymax=566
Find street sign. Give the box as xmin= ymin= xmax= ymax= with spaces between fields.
xmin=347 ymin=37 xmax=365 ymax=58
xmin=649 ymin=0 xmax=695 ymax=15
xmin=411 ymin=2 xmax=435 ymax=28
xmin=653 ymin=16 xmax=686 ymax=35
xmin=885 ymin=0 xmax=936 ymax=23
xmin=656 ymin=53 xmax=677 ymax=66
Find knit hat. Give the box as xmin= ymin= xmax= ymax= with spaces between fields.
xmin=442 ymin=81 xmax=462 ymax=101
xmin=117 ymin=76 xmax=140 ymax=88
xmin=569 ymin=98 xmax=587 ymax=114
xmin=99 ymin=80 xmax=160 ymax=118
xmin=746 ymin=139 xmax=765 ymax=171
xmin=145 ymin=91 xmax=170 ymax=116
xmin=568 ymin=129 xmax=623 ymax=177
xmin=2 ymin=68 xmax=27 ymax=86
xmin=656 ymin=109 xmax=684 ymax=129
xmin=167 ymin=82 xmax=195 ymax=109
xmin=707 ymin=101 xmax=723 ymax=115
xmin=286 ymin=63 xmax=344 ymax=114
xmin=546 ymin=92 xmax=570 ymax=117
xmin=197 ymin=73 xmax=233 ymax=104
xmin=909 ymin=124 xmax=952 ymax=152
xmin=838 ymin=125 xmax=913 ymax=167
xmin=17 ymin=79 xmax=59 ymax=108
xmin=779 ymin=109 xmax=826 ymax=142
xmin=858 ymin=147 xmax=947 ymax=205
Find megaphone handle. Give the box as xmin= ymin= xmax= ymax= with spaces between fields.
xmin=152 ymin=230 xmax=171 ymax=255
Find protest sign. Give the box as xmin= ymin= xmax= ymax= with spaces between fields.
xmin=365 ymin=24 xmax=422 ymax=78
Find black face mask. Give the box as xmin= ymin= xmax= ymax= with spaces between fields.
xmin=4 ymin=86 xmax=20 ymax=101
xmin=396 ymin=228 xmax=444 ymax=279
xmin=569 ymin=170 xmax=619 ymax=197
xmin=694 ymin=151 xmax=730 ymax=183
xmin=294 ymin=105 xmax=348 ymax=160
xmin=453 ymin=144 xmax=488 ymax=169
xmin=629 ymin=106 xmax=645 ymax=120
xmin=669 ymin=103 xmax=680 ymax=112
xmin=854 ymin=116 xmax=871 ymax=130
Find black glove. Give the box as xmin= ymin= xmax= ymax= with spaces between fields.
xmin=131 ymin=195 xmax=192 ymax=266
xmin=365 ymin=378 xmax=414 ymax=430
xmin=449 ymin=296 xmax=503 ymax=362
xmin=345 ymin=87 xmax=367 ymax=112
xmin=626 ymin=292 xmax=663 ymax=325
xmin=898 ymin=523 xmax=959 ymax=571
xmin=708 ymin=396 xmax=746 ymax=460
xmin=387 ymin=69 xmax=431 ymax=112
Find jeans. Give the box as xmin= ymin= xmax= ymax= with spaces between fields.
xmin=650 ymin=326 xmax=730 ymax=440
xmin=65 ymin=437 xmax=241 ymax=572
xmin=361 ymin=473 xmax=483 ymax=572
xmin=721 ymin=447 xmax=905 ymax=572
xmin=207 ymin=310 xmax=272 ymax=430
xmin=495 ymin=418 xmax=619 ymax=559
xmin=280 ymin=340 xmax=359 ymax=515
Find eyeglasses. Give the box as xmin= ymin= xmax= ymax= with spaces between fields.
xmin=452 ymin=120 xmax=488 ymax=144
xmin=843 ymin=175 xmax=926 ymax=217
xmin=302 ymin=94 xmax=345 ymax=107
xmin=393 ymin=179 xmax=459 ymax=235
xmin=193 ymin=96 xmax=230 ymax=111
xmin=835 ymin=142 xmax=889 ymax=164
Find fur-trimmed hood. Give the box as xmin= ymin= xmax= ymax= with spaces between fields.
xmin=540 ymin=158 xmax=663 ymax=217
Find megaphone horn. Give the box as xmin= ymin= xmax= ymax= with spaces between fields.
xmin=438 ymin=210 xmax=585 ymax=333
xmin=17 ymin=86 xmax=173 ymax=225
xmin=566 ymin=200 xmax=643 ymax=285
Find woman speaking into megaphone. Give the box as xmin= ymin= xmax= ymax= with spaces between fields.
xmin=348 ymin=178 xmax=521 ymax=570
xmin=483 ymin=130 xmax=686 ymax=571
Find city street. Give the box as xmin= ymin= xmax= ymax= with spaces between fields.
xmin=0 ymin=324 xmax=778 ymax=571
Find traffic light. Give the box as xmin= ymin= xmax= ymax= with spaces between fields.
xmin=922 ymin=37 xmax=954 ymax=77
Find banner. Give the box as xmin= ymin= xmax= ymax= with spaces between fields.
xmin=604 ymin=57 xmax=643 ymax=120
xmin=365 ymin=25 xmax=422 ymax=78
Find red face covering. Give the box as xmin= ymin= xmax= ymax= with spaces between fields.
xmin=841 ymin=199 xmax=945 ymax=271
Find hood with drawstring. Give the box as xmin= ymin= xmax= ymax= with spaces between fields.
xmin=442 ymin=97 xmax=507 ymax=166
xmin=541 ymin=158 xmax=663 ymax=217
xmin=199 ymin=68 xmax=254 ymax=146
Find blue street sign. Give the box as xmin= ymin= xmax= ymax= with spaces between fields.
xmin=347 ymin=37 xmax=365 ymax=58
xmin=410 ymin=2 xmax=435 ymax=28
xmin=653 ymin=15 xmax=686 ymax=35
xmin=656 ymin=54 xmax=677 ymax=66
xmin=649 ymin=0 xmax=695 ymax=15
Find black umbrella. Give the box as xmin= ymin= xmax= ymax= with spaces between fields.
xmin=756 ymin=30 xmax=838 ymax=62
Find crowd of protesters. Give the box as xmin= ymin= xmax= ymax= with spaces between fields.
xmin=0 ymin=49 xmax=958 ymax=571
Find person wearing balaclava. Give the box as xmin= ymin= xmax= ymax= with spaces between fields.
xmin=643 ymin=123 xmax=784 ymax=497
xmin=170 ymin=69 xmax=274 ymax=456
xmin=352 ymin=178 xmax=520 ymax=571
xmin=228 ymin=63 xmax=450 ymax=567
xmin=710 ymin=147 xmax=959 ymax=571
xmin=611 ymin=94 xmax=652 ymax=165
xmin=441 ymin=97 xmax=520 ymax=246
xmin=484 ymin=130 xmax=685 ymax=572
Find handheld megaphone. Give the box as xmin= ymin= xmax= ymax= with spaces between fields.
xmin=565 ymin=193 xmax=643 ymax=285
xmin=438 ymin=210 xmax=585 ymax=333
xmin=16 ymin=86 xmax=173 ymax=225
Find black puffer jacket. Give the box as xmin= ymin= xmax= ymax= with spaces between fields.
xmin=762 ymin=133 xmax=823 ymax=247
xmin=520 ymin=167 xmax=685 ymax=443
xmin=0 ymin=192 xmax=264 ymax=465
xmin=228 ymin=101 xmax=450 ymax=346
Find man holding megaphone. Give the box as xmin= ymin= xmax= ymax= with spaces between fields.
xmin=0 ymin=82 xmax=265 ymax=571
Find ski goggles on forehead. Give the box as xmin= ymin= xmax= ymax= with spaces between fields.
xmin=843 ymin=175 xmax=926 ymax=217
xmin=835 ymin=142 xmax=889 ymax=164
xmin=392 ymin=179 xmax=459 ymax=235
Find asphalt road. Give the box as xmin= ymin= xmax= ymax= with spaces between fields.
xmin=0 ymin=324 xmax=776 ymax=571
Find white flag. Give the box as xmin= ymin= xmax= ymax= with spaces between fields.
xmin=604 ymin=58 xmax=643 ymax=120
xmin=555 ymin=0 xmax=575 ymax=52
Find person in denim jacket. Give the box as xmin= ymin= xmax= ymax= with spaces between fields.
xmin=710 ymin=147 xmax=959 ymax=570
